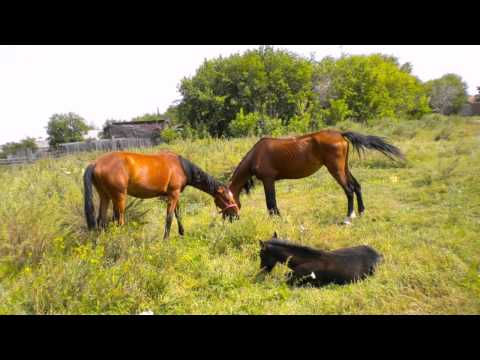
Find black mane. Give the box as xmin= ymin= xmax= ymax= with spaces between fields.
xmin=179 ymin=156 xmax=224 ymax=195
xmin=266 ymin=239 xmax=326 ymax=258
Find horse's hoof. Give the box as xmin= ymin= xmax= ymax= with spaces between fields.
xmin=342 ymin=217 xmax=353 ymax=226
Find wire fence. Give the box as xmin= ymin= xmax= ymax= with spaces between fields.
xmin=0 ymin=138 xmax=157 ymax=166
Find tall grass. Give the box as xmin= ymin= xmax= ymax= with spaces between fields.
xmin=0 ymin=116 xmax=479 ymax=314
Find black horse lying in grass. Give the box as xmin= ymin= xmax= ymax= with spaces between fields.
xmin=258 ymin=233 xmax=383 ymax=287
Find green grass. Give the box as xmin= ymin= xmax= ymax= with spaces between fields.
xmin=1 ymin=115 xmax=479 ymax=314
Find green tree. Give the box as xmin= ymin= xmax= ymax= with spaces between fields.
xmin=425 ymin=74 xmax=468 ymax=115
xmin=0 ymin=137 xmax=38 ymax=158
xmin=314 ymin=54 xmax=430 ymax=123
xmin=177 ymin=46 xmax=317 ymax=137
xmin=46 ymin=113 xmax=91 ymax=148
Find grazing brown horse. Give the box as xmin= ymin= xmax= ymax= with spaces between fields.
xmin=83 ymin=151 xmax=239 ymax=239
xmin=258 ymin=232 xmax=383 ymax=287
xmin=228 ymin=130 xmax=404 ymax=224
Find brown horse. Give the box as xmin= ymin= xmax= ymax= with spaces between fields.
xmin=228 ymin=130 xmax=404 ymax=224
xmin=83 ymin=151 xmax=239 ymax=239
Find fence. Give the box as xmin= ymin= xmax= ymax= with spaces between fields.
xmin=0 ymin=138 xmax=158 ymax=166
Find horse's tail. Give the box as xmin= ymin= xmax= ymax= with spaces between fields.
xmin=83 ymin=163 xmax=96 ymax=230
xmin=341 ymin=131 xmax=405 ymax=161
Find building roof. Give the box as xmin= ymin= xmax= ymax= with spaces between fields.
xmin=109 ymin=119 xmax=170 ymax=126
xmin=35 ymin=138 xmax=49 ymax=148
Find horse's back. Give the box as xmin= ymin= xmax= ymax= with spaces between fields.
xmin=327 ymin=245 xmax=382 ymax=281
xmin=312 ymin=245 xmax=381 ymax=285
xmin=331 ymin=245 xmax=382 ymax=262
xmin=95 ymin=151 xmax=180 ymax=170
xmin=251 ymin=129 xmax=348 ymax=174
xmin=92 ymin=151 xmax=186 ymax=198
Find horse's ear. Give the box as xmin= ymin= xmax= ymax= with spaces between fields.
xmin=272 ymin=232 xmax=278 ymax=239
xmin=259 ymin=240 xmax=266 ymax=249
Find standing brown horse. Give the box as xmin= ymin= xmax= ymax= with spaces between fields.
xmin=228 ymin=130 xmax=404 ymax=224
xmin=83 ymin=151 xmax=239 ymax=239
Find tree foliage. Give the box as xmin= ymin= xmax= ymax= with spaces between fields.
xmin=425 ymin=74 xmax=468 ymax=115
xmin=46 ymin=113 xmax=91 ymax=148
xmin=314 ymin=54 xmax=430 ymax=123
xmin=176 ymin=48 xmax=436 ymax=136
xmin=177 ymin=46 xmax=317 ymax=137
xmin=228 ymin=109 xmax=285 ymax=137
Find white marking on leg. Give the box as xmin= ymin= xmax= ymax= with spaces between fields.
xmin=349 ymin=210 xmax=356 ymax=219
xmin=310 ymin=272 xmax=316 ymax=279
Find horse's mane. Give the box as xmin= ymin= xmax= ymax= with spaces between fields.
xmin=179 ymin=156 xmax=224 ymax=195
xmin=266 ymin=239 xmax=325 ymax=258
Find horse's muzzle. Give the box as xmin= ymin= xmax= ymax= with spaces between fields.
xmin=223 ymin=213 xmax=239 ymax=222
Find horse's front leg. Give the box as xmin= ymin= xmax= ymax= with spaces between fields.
xmin=262 ymin=178 xmax=280 ymax=216
xmin=163 ymin=190 xmax=179 ymax=240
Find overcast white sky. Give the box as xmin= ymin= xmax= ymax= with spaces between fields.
xmin=1 ymin=45 xmax=479 ymax=144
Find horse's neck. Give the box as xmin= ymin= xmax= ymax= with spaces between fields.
xmin=229 ymin=157 xmax=251 ymax=197
xmin=180 ymin=157 xmax=221 ymax=197
xmin=271 ymin=245 xmax=300 ymax=268
xmin=189 ymin=175 xmax=218 ymax=197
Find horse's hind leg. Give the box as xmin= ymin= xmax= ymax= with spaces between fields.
xmin=262 ymin=178 xmax=280 ymax=216
xmin=163 ymin=190 xmax=180 ymax=240
xmin=348 ymin=170 xmax=365 ymax=215
xmin=92 ymin=179 xmax=111 ymax=228
xmin=97 ymin=195 xmax=111 ymax=228
xmin=325 ymin=162 xmax=355 ymax=224
xmin=174 ymin=202 xmax=184 ymax=236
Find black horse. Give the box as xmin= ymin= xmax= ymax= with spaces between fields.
xmin=259 ymin=232 xmax=383 ymax=287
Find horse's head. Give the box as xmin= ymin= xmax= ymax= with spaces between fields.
xmin=226 ymin=181 xmax=242 ymax=211
xmin=214 ymin=185 xmax=239 ymax=221
xmin=258 ymin=232 xmax=280 ymax=273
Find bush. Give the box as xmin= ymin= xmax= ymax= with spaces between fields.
xmin=229 ymin=110 xmax=285 ymax=137
xmin=287 ymin=113 xmax=313 ymax=134
xmin=229 ymin=109 xmax=259 ymax=137
xmin=324 ymin=99 xmax=352 ymax=125
xmin=161 ymin=127 xmax=180 ymax=143
xmin=258 ymin=116 xmax=284 ymax=136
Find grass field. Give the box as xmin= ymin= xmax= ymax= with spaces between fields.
xmin=1 ymin=115 xmax=479 ymax=314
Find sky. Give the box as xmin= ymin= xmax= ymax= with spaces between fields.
xmin=1 ymin=45 xmax=479 ymax=144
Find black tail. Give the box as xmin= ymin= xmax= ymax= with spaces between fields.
xmin=341 ymin=131 xmax=405 ymax=161
xmin=83 ymin=164 xmax=96 ymax=230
